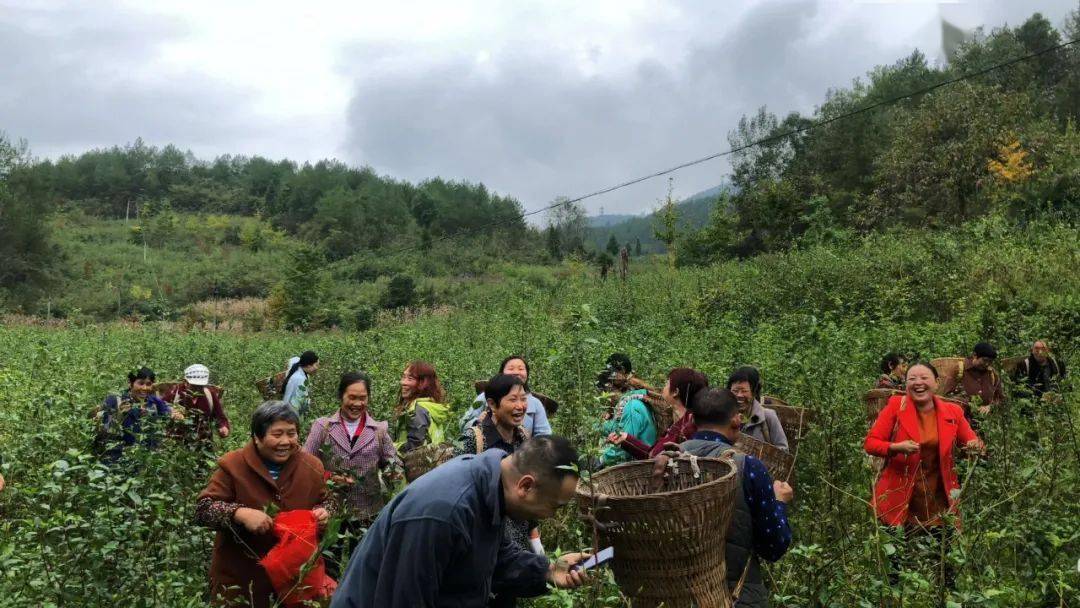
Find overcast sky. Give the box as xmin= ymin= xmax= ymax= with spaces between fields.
xmin=2 ymin=0 xmax=1076 ymax=216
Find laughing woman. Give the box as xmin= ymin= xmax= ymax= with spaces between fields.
xmin=393 ymin=360 xmax=451 ymax=453
xmin=95 ymin=367 xmax=182 ymax=462
xmin=864 ymin=363 xmax=984 ymax=588
xmin=454 ymin=373 xmax=542 ymax=608
xmin=196 ymin=401 xmax=331 ymax=608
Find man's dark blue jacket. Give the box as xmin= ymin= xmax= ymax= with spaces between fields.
xmin=330 ymin=450 xmax=550 ymax=607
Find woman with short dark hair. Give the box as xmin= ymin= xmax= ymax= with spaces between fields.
xmin=305 ymin=372 xmax=399 ymax=519
xmin=95 ymin=367 xmax=182 ymax=462
xmin=460 ymin=355 xmax=553 ymax=437
xmin=454 ymin=374 xmax=541 ymax=607
xmin=865 ymin=363 xmax=984 ymax=588
xmin=196 ymin=401 xmax=332 ymax=608
xmin=877 ymin=353 xmax=908 ymax=390
xmin=727 ymin=366 xmax=789 ymax=451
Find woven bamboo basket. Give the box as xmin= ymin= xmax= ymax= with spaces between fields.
xmin=576 ymin=456 xmax=738 ymax=608
xmin=761 ymin=400 xmax=811 ymax=454
xmin=402 ymin=443 xmax=455 ymax=483
xmin=762 ymin=394 xmax=790 ymax=407
xmin=1000 ymin=355 xmax=1025 ymax=376
xmin=930 ymin=357 xmax=964 ymax=394
xmin=254 ymin=371 xmax=287 ymax=400
xmin=863 ymin=389 xmax=904 ymax=425
xmin=154 ymin=382 xmax=179 ymax=397
xmin=614 ymin=376 xmax=673 ymax=434
xmin=733 ymin=433 xmax=795 ymax=483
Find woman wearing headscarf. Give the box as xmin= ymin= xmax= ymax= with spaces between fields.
xmin=282 ymin=351 xmax=319 ymax=417
xmin=196 ymin=401 xmax=332 ymax=607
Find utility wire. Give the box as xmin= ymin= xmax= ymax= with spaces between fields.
xmin=335 ymin=35 xmax=1078 ymax=261
xmin=521 ymin=36 xmax=1080 ymax=218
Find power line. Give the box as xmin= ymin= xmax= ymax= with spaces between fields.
xmin=341 ymin=35 xmax=1077 ymax=261
xmin=521 ymin=36 xmax=1080 ymax=218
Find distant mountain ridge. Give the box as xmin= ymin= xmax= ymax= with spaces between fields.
xmin=586 ymin=182 xmax=730 ymax=253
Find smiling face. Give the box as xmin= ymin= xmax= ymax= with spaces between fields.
xmin=254 ymin=420 xmax=299 ymax=464
xmin=400 ymin=367 xmax=419 ymax=400
xmin=906 ymin=364 xmax=938 ymax=404
xmin=129 ymin=378 xmax=154 ymax=400
xmin=339 ymin=380 xmax=369 ymax=422
xmin=502 ymin=358 xmax=529 ymax=383
xmin=490 ymin=384 xmax=528 ymax=429
xmin=729 ymin=381 xmax=754 ymax=411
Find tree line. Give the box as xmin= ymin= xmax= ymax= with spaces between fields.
xmin=678 ymin=10 xmax=1080 ymax=264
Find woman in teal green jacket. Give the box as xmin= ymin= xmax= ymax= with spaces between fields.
xmin=602 ymin=388 xmax=658 ymax=466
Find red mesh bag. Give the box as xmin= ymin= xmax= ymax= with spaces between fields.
xmin=259 ymin=510 xmax=337 ymax=607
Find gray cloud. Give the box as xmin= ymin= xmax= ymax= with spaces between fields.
xmin=343 ymin=0 xmax=1076 ymax=216
xmin=0 ymin=3 xmax=260 ymax=156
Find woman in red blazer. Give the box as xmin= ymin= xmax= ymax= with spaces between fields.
xmin=865 ymin=363 xmax=984 ymax=528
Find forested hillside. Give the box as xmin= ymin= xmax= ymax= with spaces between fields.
xmin=2 ymin=9 xmax=1078 ymax=328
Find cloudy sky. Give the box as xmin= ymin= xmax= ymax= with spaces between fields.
xmin=1 ymin=0 xmax=1076 ymax=216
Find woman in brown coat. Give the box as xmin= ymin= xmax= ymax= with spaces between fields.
xmin=195 ymin=401 xmax=332 ymax=608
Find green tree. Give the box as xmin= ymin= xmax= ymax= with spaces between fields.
xmin=0 ymin=134 xmax=57 ymax=311
xmin=605 ymin=234 xmax=619 ymax=256
xmin=381 ymin=274 xmax=417 ymax=309
xmin=634 ymin=238 xmax=641 ymax=256
xmin=545 ymin=225 xmax=562 ymax=261
xmin=271 ymin=245 xmax=332 ymax=330
xmin=653 ymin=179 xmax=679 ymax=269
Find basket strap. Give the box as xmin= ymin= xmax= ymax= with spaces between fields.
xmin=732 ymin=556 xmax=753 ymax=601
xmin=472 ymin=425 xmax=484 ymax=454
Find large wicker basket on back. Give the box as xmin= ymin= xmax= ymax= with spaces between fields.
xmin=254 ymin=371 xmax=287 ymax=400
xmin=863 ymin=389 xmax=905 ymax=425
xmin=762 ymin=397 xmax=812 ymax=454
xmin=734 ymin=433 xmax=795 ymax=483
xmin=402 ymin=443 xmax=455 ymax=483
xmin=576 ymin=456 xmax=738 ymax=608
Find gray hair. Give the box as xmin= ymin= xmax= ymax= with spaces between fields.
xmin=250 ymin=400 xmax=300 ymax=439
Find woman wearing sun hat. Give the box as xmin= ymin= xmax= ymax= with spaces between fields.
xmin=162 ymin=363 xmax=231 ymax=442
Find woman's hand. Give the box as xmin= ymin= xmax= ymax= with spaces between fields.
xmin=963 ymin=439 xmax=985 ymax=456
xmin=169 ymin=409 xmax=185 ymax=421
xmin=233 ymin=507 xmax=273 ymax=534
xmin=889 ymin=439 xmax=920 ymax=455
xmin=312 ymin=507 xmax=330 ymax=530
xmin=607 ymin=431 xmax=628 ymax=445
xmin=330 ymin=473 xmax=355 ymax=487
